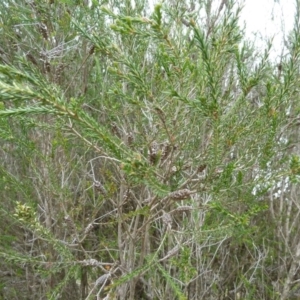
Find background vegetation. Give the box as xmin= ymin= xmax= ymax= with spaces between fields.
xmin=1 ymin=0 xmax=300 ymax=299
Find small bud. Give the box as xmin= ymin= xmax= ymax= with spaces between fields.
xmin=161 ymin=143 xmax=171 ymax=161
xmin=89 ymin=45 xmax=95 ymax=55
xmin=84 ymin=223 xmax=94 ymax=235
xmin=127 ymin=132 xmax=134 ymax=145
xmin=171 ymin=166 xmax=177 ymax=173
xmin=149 ymin=141 xmax=159 ymax=165
xmin=93 ymin=180 xmax=107 ymax=195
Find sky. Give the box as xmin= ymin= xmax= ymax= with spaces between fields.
xmin=143 ymin=0 xmax=295 ymax=60
xmin=239 ymin=0 xmax=296 ymax=61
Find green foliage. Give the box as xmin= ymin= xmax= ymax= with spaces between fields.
xmin=0 ymin=0 xmax=300 ymax=299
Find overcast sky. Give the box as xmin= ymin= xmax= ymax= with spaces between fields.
xmin=240 ymin=0 xmax=296 ymax=60
xmin=145 ymin=0 xmax=295 ymax=60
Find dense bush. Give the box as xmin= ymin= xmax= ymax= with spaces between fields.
xmin=1 ymin=0 xmax=300 ymax=299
